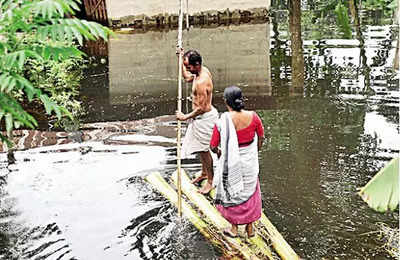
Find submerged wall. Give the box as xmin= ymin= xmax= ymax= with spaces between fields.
xmin=106 ymin=0 xmax=270 ymax=28
xmin=108 ymin=23 xmax=271 ymax=106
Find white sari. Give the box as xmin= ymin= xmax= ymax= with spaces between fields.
xmin=213 ymin=112 xmax=259 ymax=207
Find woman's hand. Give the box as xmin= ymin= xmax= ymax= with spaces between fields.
xmin=211 ymin=146 xmax=221 ymax=159
xmin=216 ymin=148 xmax=221 ymax=159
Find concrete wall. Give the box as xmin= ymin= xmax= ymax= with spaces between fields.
xmin=107 ymin=0 xmax=270 ymax=20
xmin=108 ymin=23 xmax=271 ymax=105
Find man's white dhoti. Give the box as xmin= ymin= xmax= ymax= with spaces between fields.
xmin=181 ymin=107 xmax=218 ymax=158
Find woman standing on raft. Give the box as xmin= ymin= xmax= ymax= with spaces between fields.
xmin=210 ymin=86 xmax=265 ymax=238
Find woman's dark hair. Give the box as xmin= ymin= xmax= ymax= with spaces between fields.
xmin=223 ymin=86 xmax=245 ymax=112
xmin=184 ymin=49 xmax=202 ymax=66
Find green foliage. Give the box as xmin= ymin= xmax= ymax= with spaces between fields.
xmin=359 ymin=158 xmax=399 ymax=212
xmin=0 ymin=0 xmax=112 ymax=147
xmin=298 ymin=0 xmax=397 ymax=40
xmin=24 ymin=43 xmax=86 ymax=124
xmin=310 ymin=0 xmax=397 ymax=12
xmin=364 ymin=0 xmax=398 ymax=11
xmin=334 ymin=2 xmax=352 ymax=39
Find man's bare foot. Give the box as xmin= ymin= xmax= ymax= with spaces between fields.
xmin=198 ymin=181 xmax=213 ymax=194
xmin=191 ymin=174 xmax=207 ymax=185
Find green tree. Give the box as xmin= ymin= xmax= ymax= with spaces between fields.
xmin=0 ymin=0 xmax=111 ymax=146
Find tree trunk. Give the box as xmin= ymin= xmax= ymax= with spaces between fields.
xmin=349 ymin=0 xmax=359 ymax=26
xmin=288 ymin=0 xmax=304 ymax=94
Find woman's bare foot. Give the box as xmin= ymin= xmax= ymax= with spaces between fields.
xmin=246 ymin=223 xmax=255 ymax=238
xmin=198 ymin=181 xmax=213 ymax=194
xmin=222 ymin=224 xmax=238 ymax=238
xmin=222 ymin=227 xmax=238 ymax=238
xmin=191 ymin=174 xmax=207 ymax=185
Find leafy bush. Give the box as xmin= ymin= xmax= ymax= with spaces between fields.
xmin=24 ymin=41 xmax=87 ymax=128
xmin=0 ymin=0 xmax=111 ymax=146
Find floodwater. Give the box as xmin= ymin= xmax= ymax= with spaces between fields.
xmin=1 ymin=9 xmax=399 ymax=260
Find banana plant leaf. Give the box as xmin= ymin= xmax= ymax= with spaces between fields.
xmin=358 ymin=158 xmax=399 ymax=212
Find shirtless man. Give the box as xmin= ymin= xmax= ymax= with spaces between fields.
xmin=176 ymin=49 xmax=218 ymax=194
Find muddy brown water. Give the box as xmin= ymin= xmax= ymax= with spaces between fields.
xmin=1 ymin=10 xmax=399 ymax=260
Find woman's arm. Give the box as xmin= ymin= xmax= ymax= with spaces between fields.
xmin=257 ymin=135 xmax=264 ymax=151
xmin=210 ymin=125 xmax=221 ymax=158
xmin=254 ymin=112 xmax=265 ymax=151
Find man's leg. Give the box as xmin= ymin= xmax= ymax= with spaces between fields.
xmin=191 ymin=160 xmax=207 ymax=184
xmin=198 ymin=150 xmax=213 ymax=194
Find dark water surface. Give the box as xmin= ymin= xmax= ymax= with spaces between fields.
xmin=1 ymin=9 xmax=399 ymax=260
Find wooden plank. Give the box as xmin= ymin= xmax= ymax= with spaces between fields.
xmin=83 ymin=0 xmax=90 ymax=19
xmin=145 ymin=172 xmax=260 ymax=260
xmin=100 ymin=0 xmax=107 ymax=24
xmin=171 ymin=169 xmax=274 ymax=259
xmin=90 ymin=0 xmax=103 ymax=16
xmin=86 ymin=0 xmax=93 ymax=20
xmin=82 ymin=0 xmax=107 ymax=24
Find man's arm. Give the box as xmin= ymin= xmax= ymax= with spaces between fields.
xmin=182 ymin=63 xmax=194 ymax=82
xmin=176 ymin=79 xmax=209 ymax=121
xmin=176 ymin=48 xmax=194 ymax=82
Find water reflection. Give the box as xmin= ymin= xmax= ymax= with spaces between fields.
xmin=81 ymin=23 xmax=272 ymax=122
xmin=0 ymin=132 xmax=217 ymax=259
xmin=257 ymin=94 xmax=398 ymax=257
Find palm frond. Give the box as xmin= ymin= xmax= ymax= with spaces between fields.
xmin=33 ymin=45 xmax=85 ymax=60
xmin=0 ymin=92 xmax=38 ymax=133
xmin=358 ymin=158 xmax=399 ymax=212
xmin=36 ymin=18 xmax=111 ymax=44
xmin=0 ymin=50 xmax=43 ymax=71
xmin=28 ymin=0 xmax=77 ymax=19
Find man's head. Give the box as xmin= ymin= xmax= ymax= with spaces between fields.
xmin=183 ymin=50 xmax=202 ymax=75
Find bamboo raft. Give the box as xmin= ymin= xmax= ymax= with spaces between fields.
xmin=145 ymin=170 xmax=300 ymax=259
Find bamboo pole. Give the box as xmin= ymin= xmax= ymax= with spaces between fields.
xmin=145 ymin=172 xmax=257 ymax=260
xmin=176 ymin=0 xmax=184 ymax=217
xmin=171 ymin=170 xmax=274 ymax=259
xmin=185 ymin=0 xmax=189 ymax=30
xmin=395 ymin=0 xmax=399 ymax=70
xmin=193 ymin=171 xmax=300 ymax=260
xmin=184 ymin=0 xmax=190 ymax=114
xmin=394 ymin=38 xmax=399 ymax=70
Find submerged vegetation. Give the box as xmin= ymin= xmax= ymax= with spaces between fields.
xmin=377 ymin=222 xmax=400 ymax=259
